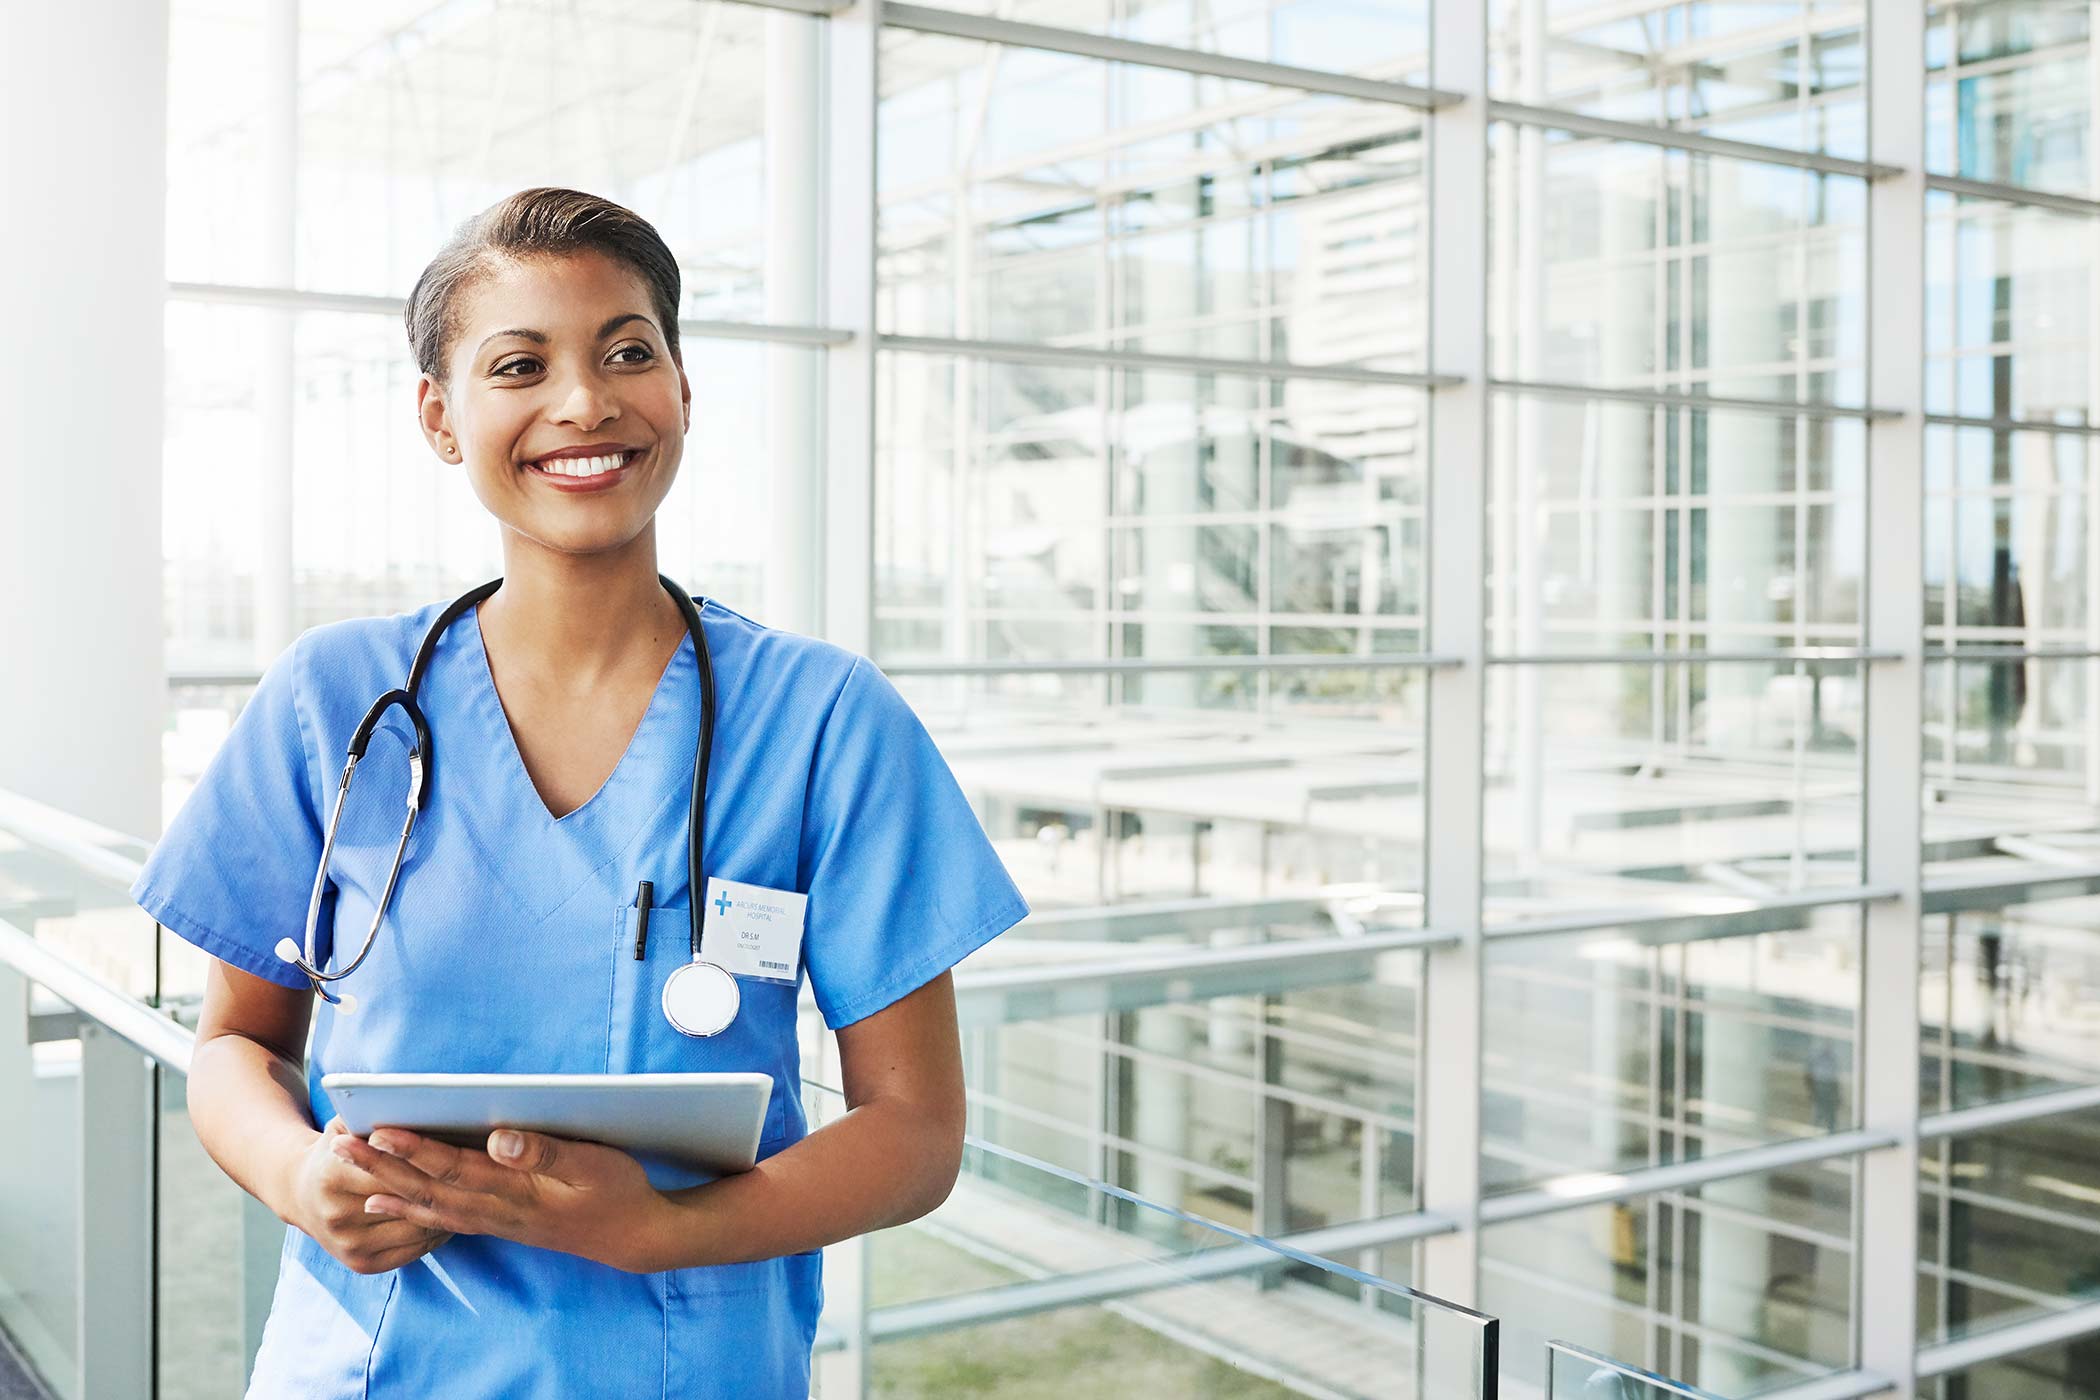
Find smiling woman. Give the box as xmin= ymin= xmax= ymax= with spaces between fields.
xmin=128 ymin=187 xmax=1031 ymax=1400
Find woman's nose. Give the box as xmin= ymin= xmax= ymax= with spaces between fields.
xmin=552 ymin=374 xmax=619 ymax=428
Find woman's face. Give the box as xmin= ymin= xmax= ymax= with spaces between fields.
xmin=416 ymin=249 xmax=690 ymax=558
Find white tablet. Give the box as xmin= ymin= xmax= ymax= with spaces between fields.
xmin=321 ymin=1071 xmax=773 ymax=1177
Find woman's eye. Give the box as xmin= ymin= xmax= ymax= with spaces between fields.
xmin=494 ymin=358 xmax=541 ymax=377
xmin=611 ymin=344 xmax=654 ymax=364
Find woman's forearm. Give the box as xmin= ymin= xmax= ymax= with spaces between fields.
xmin=187 ymin=1031 xmax=323 ymax=1223
xmin=644 ymin=1094 xmax=961 ymax=1271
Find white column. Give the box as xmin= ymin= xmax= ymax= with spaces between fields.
xmin=1419 ymin=0 xmax=1489 ymax=1311
xmin=1860 ymin=1 xmax=1927 ymax=1394
xmin=255 ymin=0 xmax=298 ymax=662
xmin=0 ymin=0 xmax=169 ymax=839
xmin=813 ymin=14 xmax=882 ymax=1396
xmin=766 ymin=10 xmax=824 ymax=635
xmin=820 ymin=0 xmax=881 ymax=658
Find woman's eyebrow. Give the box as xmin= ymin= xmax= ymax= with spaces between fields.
xmin=476 ymin=313 xmax=658 ymax=359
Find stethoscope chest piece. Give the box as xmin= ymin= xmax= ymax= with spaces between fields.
xmin=662 ymin=959 xmax=739 ymax=1038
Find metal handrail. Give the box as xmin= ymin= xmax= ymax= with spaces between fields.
xmin=0 ymin=917 xmax=191 ymax=1073
xmin=0 ymin=788 xmax=150 ymax=887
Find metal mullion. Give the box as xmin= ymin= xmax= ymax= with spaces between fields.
xmin=880 ymin=332 xmax=1459 ymax=387
xmin=717 ymin=0 xmax=853 ymax=16
xmin=1926 ymin=1181 xmax=2100 ymax=1243
xmin=1417 ymin=0 xmax=1488 ymax=1315
xmin=1538 ymin=216 xmax=1860 ymax=273
xmin=1923 ymin=411 xmax=2100 ymax=436
xmin=880 ymin=3 xmax=1463 ymax=111
xmin=1478 ymin=1128 xmax=1897 ymax=1223
xmin=862 ymin=1203 xmax=1459 ymax=1343
xmin=1923 ymin=171 xmax=2100 ymax=218
xmin=1490 ymin=375 xmax=1899 ymax=421
xmin=1485 ymin=648 xmax=1899 ymax=663
xmin=1485 ymin=884 xmax=1897 ymax=946
xmin=1856 ymin=0 xmax=1929 ymax=1391
xmin=1030 ymin=1021 xmax=1418 ymax=1136
xmin=878 ymin=78 xmax=1426 ymax=218
xmin=879 ymin=653 xmax=1462 ymax=677
xmin=813 ymin=2 xmax=879 ymax=1391
xmin=1918 ymin=1080 xmax=2100 ymax=1139
xmin=1915 ymin=1296 xmax=2100 ymax=1378
xmin=1487 ymin=99 xmax=1903 ymax=180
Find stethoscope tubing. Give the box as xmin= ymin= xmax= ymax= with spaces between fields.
xmin=281 ymin=574 xmax=715 ymax=1007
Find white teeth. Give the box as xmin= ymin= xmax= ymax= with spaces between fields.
xmin=535 ymin=451 xmax=633 ymax=478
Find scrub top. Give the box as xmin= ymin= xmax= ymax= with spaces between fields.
xmin=129 ymin=593 xmax=1030 ymax=1399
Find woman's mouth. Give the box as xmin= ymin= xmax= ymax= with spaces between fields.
xmin=525 ymin=448 xmax=641 ymax=492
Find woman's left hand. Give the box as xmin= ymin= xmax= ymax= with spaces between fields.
xmin=338 ymin=1126 xmax=680 ymax=1274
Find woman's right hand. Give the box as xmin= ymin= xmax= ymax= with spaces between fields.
xmin=285 ymin=1118 xmax=454 ymax=1275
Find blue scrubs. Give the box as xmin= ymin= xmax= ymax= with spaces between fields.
xmin=130 ymin=594 xmax=1029 ymax=1399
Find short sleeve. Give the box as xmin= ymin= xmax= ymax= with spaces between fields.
xmin=130 ymin=637 xmax=323 ymax=990
xmin=799 ymin=659 xmax=1030 ymax=1029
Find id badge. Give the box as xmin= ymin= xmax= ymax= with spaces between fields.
xmin=700 ymin=877 xmax=807 ymax=985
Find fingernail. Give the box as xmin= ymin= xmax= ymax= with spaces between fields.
xmin=364 ymin=1198 xmax=392 ymax=1215
xmin=492 ymin=1131 xmax=522 ymax=1158
xmin=369 ymin=1132 xmax=400 ymax=1156
xmin=329 ymin=1138 xmax=356 ymax=1162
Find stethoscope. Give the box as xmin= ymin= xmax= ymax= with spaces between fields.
xmin=274 ymin=573 xmax=742 ymax=1038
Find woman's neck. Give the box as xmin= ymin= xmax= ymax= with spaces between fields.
xmin=476 ymin=529 xmax=689 ymax=689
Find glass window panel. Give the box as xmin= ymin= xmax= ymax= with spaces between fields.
xmin=1924 ymin=425 xmax=2097 ymax=647
xmin=1491 ymin=1 xmax=1867 ymax=162
xmin=875 ymin=0 xmax=1429 ymax=84
xmin=878 ymin=32 xmax=1427 ymax=370
xmin=1922 ymin=900 xmax=2100 ymax=1114
xmin=1483 ymin=660 xmax=1866 ymax=922
xmin=960 ymin=985 xmax=1418 ymax=1241
xmin=1927 ymin=0 xmax=2096 ymax=199
xmin=1919 ymin=1113 xmax=2100 ymax=1351
xmin=164 ymin=301 xmax=275 ymax=673
xmin=1484 ymin=1162 xmax=1857 ymax=1395
xmin=1922 ymin=1344 xmax=2100 ymax=1400
xmin=886 ymin=668 xmax=1425 ymax=913
xmin=1484 ymin=379 xmax=1878 ymax=659
xmin=157 ymin=1072 xmax=251 ymax=1399
xmin=168 ymin=0 xmax=785 ymax=317
xmin=1924 ymin=191 xmax=2098 ymax=424
xmin=876 ymin=350 xmax=1428 ymax=664
xmin=1489 ymin=125 xmax=1869 ymax=405
xmin=1924 ymin=657 xmax=2100 ymax=872
xmin=1484 ymin=917 xmax=1859 ymax=1193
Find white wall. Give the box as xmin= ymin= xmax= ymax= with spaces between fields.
xmin=0 ymin=1 xmax=169 ymax=839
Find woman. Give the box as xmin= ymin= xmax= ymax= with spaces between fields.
xmin=129 ymin=187 xmax=1029 ymax=1397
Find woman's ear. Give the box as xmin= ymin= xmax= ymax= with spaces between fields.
xmin=679 ymin=361 xmax=692 ymax=433
xmin=415 ymin=373 xmax=459 ymax=460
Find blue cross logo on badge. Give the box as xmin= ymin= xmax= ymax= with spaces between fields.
xmin=714 ymin=891 xmax=733 ymax=916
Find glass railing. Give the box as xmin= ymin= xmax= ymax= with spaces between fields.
xmin=1546 ymin=1342 xmax=1730 ymax=1399
xmin=803 ymin=1080 xmax=1497 ymax=1398
xmin=0 ymin=793 xmax=1497 ymax=1399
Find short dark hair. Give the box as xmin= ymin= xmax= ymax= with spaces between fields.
xmin=403 ymin=187 xmax=682 ymax=384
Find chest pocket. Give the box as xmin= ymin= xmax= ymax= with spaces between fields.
xmin=607 ymin=902 xmax=795 ymax=1150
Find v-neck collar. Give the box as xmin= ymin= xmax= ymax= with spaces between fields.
xmin=464 ymin=600 xmax=692 ymax=829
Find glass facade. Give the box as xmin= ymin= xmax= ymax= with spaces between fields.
xmin=100 ymin=0 xmax=2100 ymax=1394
